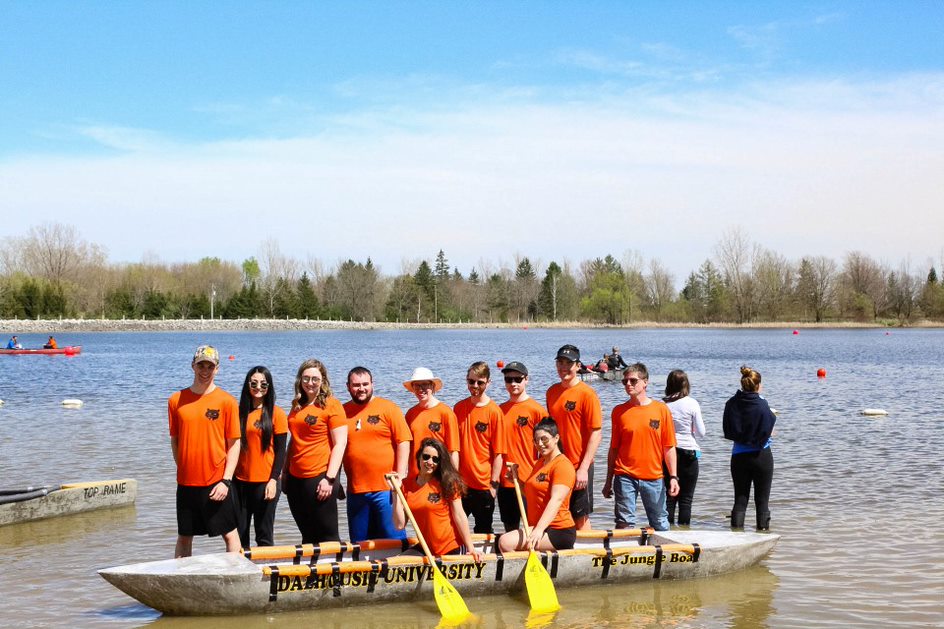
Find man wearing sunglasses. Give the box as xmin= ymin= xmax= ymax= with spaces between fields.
xmin=168 ymin=345 xmax=241 ymax=557
xmin=602 ymin=362 xmax=679 ymax=531
xmin=546 ymin=344 xmax=603 ymax=530
xmin=454 ymin=361 xmax=506 ymax=534
xmin=342 ymin=367 xmax=412 ymax=543
xmin=497 ymin=361 xmax=546 ymax=532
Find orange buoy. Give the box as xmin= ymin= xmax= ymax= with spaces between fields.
xmin=817 ymin=368 xmax=826 ymax=378
xmin=496 ymin=360 xmax=505 ymax=369
xmin=228 ymin=355 xmax=235 ymax=361
xmin=792 ymin=330 xmax=799 ymax=335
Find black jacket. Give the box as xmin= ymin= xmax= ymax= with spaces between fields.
xmin=722 ymin=390 xmax=776 ymax=447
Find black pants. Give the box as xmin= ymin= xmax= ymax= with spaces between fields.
xmin=664 ymin=448 xmax=699 ymax=525
xmin=497 ymin=487 xmax=523 ymax=532
xmin=285 ymin=472 xmax=341 ymax=544
xmin=462 ymin=488 xmax=495 ymax=534
xmin=234 ymin=479 xmax=280 ymax=547
xmin=730 ymin=447 xmax=774 ymax=527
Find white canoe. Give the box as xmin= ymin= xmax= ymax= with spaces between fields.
xmin=100 ymin=528 xmax=779 ymax=616
xmin=0 ymin=479 xmax=137 ymax=526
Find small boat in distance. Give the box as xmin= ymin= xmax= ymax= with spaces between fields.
xmin=0 ymin=345 xmax=82 ymax=356
xmin=100 ymin=528 xmax=779 ymax=616
xmin=0 ymin=479 xmax=137 ymax=526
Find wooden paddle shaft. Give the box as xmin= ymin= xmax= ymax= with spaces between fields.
xmin=508 ymin=465 xmax=535 ymax=544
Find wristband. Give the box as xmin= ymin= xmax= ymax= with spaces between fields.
xmin=668 ymin=475 xmax=679 ymax=481
xmin=325 ymin=476 xmax=336 ymax=484
xmin=220 ymin=478 xmax=232 ymax=488
xmin=490 ymin=480 xmax=500 ymax=490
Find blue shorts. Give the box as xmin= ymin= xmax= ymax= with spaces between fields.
xmin=347 ymin=490 xmax=406 ymax=542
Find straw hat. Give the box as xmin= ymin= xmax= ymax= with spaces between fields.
xmin=403 ymin=367 xmax=443 ymax=393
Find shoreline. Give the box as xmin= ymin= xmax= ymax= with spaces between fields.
xmin=1 ymin=318 xmax=940 ymax=333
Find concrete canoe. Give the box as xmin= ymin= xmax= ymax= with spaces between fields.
xmin=99 ymin=528 xmax=779 ymax=616
xmin=0 ymin=479 xmax=137 ymax=526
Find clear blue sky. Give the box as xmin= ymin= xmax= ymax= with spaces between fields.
xmin=2 ymin=2 xmax=942 ymax=281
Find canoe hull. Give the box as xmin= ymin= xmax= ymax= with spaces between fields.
xmin=0 ymin=479 xmax=137 ymax=526
xmin=100 ymin=529 xmax=779 ymax=616
xmin=0 ymin=345 xmax=82 ymax=355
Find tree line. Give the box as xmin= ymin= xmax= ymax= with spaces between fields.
xmin=1 ymin=223 xmax=942 ymax=325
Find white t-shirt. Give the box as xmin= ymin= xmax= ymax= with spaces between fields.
xmin=666 ymin=396 xmax=705 ymax=451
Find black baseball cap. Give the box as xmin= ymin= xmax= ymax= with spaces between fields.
xmin=501 ymin=361 xmax=528 ymax=376
xmin=555 ymin=344 xmax=580 ymax=362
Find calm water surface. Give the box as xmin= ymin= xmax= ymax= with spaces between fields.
xmin=1 ymin=328 xmax=942 ymax=628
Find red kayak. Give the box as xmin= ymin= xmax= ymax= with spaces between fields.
xmin=0 ymin=345 xmax=82 ymax=356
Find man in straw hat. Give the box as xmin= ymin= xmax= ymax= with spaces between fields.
xmin=403 ymin=367 xmax=459 ymax=477
xmin=168 ymin=344 xmax=241 ymax=557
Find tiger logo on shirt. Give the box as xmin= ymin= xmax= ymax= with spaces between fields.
xmin=305 ymin=414 xmax=318 ymax=426
xmin=565 ymin=401 xmax=576 ymax=411
xmin=428 ymin=492 xmax=442 ymax=504
xmin=649 ymin=419 xmax=660 ymax=430
xmin=205 ymin=409 xmax=220 ymax=420
xmin=475 ymin=422 xmax=488 ymax=433
xmin=537 ymin=473 xmax=549 ymax=483
xmin=254 ymin=419 xmax=263 ymax=430
xmin=428 ymin=422 xmax=442 ymax=433
xmin=367 ymin=415 xmax=381 ymax=425
xmin=516 ymin=416 xmax=528 ymax=427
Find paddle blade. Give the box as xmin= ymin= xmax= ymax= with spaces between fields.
xmin=524 ymin=551 xmax=560 ymax=613
xmin=433 ymin=566 xmax=471 ymax=623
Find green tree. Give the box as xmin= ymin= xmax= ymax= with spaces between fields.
xmin=296 ymin=273 xmax=321 ymax=319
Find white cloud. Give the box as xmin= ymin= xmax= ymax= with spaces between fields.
xmin=2 ymin=74 xmax=942 ymax=286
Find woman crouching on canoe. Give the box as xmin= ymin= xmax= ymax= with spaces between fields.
xmin=233 ymin=366 xmax=287 ymax=548
xmin=388 ymin=438 xmax=484 ymax=562
xmin=284 ymin=359 xmax=348 ymax=544
xmin=499 ymin=417 xmax=577 ymax=552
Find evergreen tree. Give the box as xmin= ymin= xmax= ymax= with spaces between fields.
xmin=296 ymin=273 xmax=321 ymax=319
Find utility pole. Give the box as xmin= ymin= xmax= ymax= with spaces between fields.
xmin=210 ymin=285 xmax=216 ymax=319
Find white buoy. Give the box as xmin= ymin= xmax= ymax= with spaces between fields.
xmin=61 ymin=399 xmax=84 ymax=408
xmin=861 ymin=408 xmax=888 ymax=416
xmin=0 ymin=399 xmax=5 ymax=406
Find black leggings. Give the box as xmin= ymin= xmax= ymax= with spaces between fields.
xmin=285 ymin=472 xmax=341 ymax=544
xmin=665 ymin=448 xmax=699 ymax=525
xmin=730 ymin=448 xmax=774 ymax=526
xmin=234 ymin=479 xmax=280 ymax=547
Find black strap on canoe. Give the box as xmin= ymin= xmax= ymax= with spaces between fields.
xmin=494 ymin=554 xmax=504 ymax=581
xmin=652 ymin=545 xmax=664 ymax=579
xmin=268 ymin=566 xmax=280 ymax=602
xmin=335 ymin=548 xmax=345 ymax=562
xmin=243 ymin=548 xmax=253 ymax=560
xmin=434 ymin=557 xmax=444 ymax=579
xmin=549 ymin=550 xmax=559 ymax=578
xmin=639 ymin=529 xmax=650 ymax=545
xmin=367 ymin=561 xmax=381 ymax=593
xmin=603 ymin=529 xmax=613 ymax=550
xmin=691 ymin=543 xmax=701 ymax=562
xmin=308 ymin=546 xmax=321 ymax=566
xmin=293 ymin=544 xmax=304 ymax=565
xmin=401 ymin=538 xmax=411 ymax=552
xmin=539 ymin=551 xmax=558 ymax=579
xmin=351 ymin=543 xmax=361 ymax=561
xmin=331 ymin=563 xmax=342 ymax=597
xmin=601 ymin=547 xmax=613 ymax=579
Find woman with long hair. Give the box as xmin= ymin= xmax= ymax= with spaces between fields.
xmin=284 ymin=359 xmax=348 ymax=543
xmin=662 ymin=369 xmax=705 ymax=526
xmin=233 ymin=366 xmax=287 ymax=547
xmin=388 ymin=438 xmax=484 ymax=562
xmin=499 ymin=417 xmax=577 ymax=552
xmin=723 ymin=365 xmax=777 ymax=531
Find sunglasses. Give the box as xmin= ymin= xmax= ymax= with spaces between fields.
xmin=421 ymin=453 xmax=440 ymax=463
xmin=249 ymin=381 xmax=270 ymax=390
xmin=467 ymin=379 xmax=488 ymax=386
xmin=622 ymin=377 xmax=642 ymax=386
xmin=504 ymin=376 xmax=525 ymax=384
xmin=301 ymin=376 xmax=322 ymax=384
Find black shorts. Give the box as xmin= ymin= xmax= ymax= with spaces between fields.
xmin=546 ymin=526 xmax=577 ymax=550
xmin=569 ymin=465 xmax=594 ymax=519
xmin=176 ymin=484 xmax=239 ymax=537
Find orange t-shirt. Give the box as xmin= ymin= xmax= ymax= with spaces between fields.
xmin=405 ymin=402 xmax=460 ymax=477
xmin=286 ymin=397 xmax=347 ymax=478
xmin=168 ymin=387 xmax=240 ymax=487
xmin=545 ymin=381 xmax=603 ymax=467
xmin=235 ymin=405 xmax=288 ymax=483
xmin=610 ymin=399 xmax=677 ymax=480
xmin=454 ymin=398 xmax=506 ymax=490
xmin=524 ymin=454 xmax=575 ymax=530
xmin=343 ymin=396 xmax=412 ymax=494
xmin=404 ymin=476 xmax=461 ymax=556
xmin=498 ymin=397 xmax=546 ymax=489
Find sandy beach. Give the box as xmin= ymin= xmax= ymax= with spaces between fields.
xmin=0 ymin=317 xmax=935 ymax=333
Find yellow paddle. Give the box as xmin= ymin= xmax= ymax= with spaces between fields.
xmin=508 ymin=463 xmax=561 ymax=613
xmin=386 ymin=473 xmax=472 ymax=624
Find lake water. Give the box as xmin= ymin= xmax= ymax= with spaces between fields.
xmin=1 ymin=328 xmax=942 ymax=628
